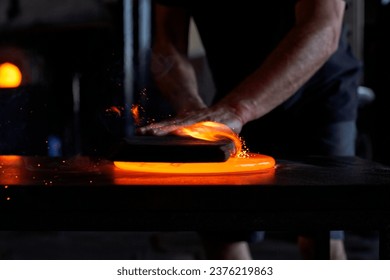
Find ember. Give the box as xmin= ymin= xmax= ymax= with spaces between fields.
xmin=108 ymin=106 xmax=121 ymax=116
xmin=131 ymin=104 xmax=141 ymax=126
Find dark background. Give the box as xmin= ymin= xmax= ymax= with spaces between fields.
xmin=0 ymin=0 xmax=387 ymax=260
xmin=0 ymin=0 xmax=129 ymax=156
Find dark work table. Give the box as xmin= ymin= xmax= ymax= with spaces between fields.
xmin=1 ymin=155 xmax=390 ymax=259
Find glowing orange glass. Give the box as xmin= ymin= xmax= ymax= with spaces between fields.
xmin=114 ymin=121 xmax=275 ymax=174
xmin=114 ymin=152 xmax=275 ymax=174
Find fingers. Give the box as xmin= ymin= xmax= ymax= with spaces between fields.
xmin=137 ymin=122 xmax=178 ymax=136
xmin=136 ymin=107 xmax=244 ymax=136
xmin=137 ymin=113 xmax=203 ymax=136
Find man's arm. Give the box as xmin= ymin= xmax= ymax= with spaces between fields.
xmin=219 ymin=0 xmax=346 ymax=124
xmin=151 ymin=3 xmax=207 ymax=115
xmin=140 ymin=0 xmax=346 ymax=135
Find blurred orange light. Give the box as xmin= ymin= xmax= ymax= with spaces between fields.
xmin=0 ymin=62 xmax=22 ymax=88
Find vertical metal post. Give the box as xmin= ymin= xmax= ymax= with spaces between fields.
xmin=123 ymin=0 xmax=134 ymax=137
xmin=355 ymin=0 xmax=365 ymax=62
xmin=123 ymin=0 xmax=151 ymax=136
xmin=345 ymin=0 xmax=365 ymax=61
xmin=137 ymin=0 xmax=152 ymax=89
xmin=72 ymin=73 xmax=81 ymax=154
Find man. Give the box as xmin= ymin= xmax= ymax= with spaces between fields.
xmin=139 ymin=0 xmax=362 ymax=259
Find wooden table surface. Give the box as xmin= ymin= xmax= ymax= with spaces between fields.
xmin=1 ymin=155 xmax=390 ymax=258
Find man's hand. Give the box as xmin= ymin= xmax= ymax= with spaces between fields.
xmin=137 ymin=104 xmax=244 ymax=136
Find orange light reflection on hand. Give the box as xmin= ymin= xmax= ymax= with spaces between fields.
xmin=174 ymin=121 xmax=245 ymax=157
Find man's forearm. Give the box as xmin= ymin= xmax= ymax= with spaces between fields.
xmin=219 ymin=0 xmax=345 ymax=124
xmin=152 ymin=4 xmax=207 ymax=115
xmin=152 ymin=50 xmax=206 ymax=115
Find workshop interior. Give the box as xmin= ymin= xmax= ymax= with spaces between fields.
xmin=0 ymin=0 xmax=389 ymax=260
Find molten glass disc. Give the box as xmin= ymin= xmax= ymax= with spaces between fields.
xmin=114 ymin=153 xmax=275 ymax=174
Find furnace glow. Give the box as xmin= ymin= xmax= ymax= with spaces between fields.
xmin=114 ymin=121 xmax=275 ymax=174
xmin=0 ymin=62 xmax=22 ymax=88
